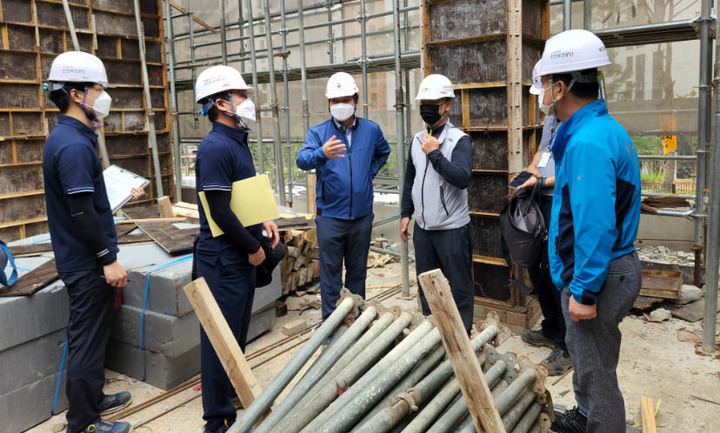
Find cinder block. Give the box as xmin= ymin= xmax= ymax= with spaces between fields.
xmin=123 ymin=263 xmax=194 ymax=318
xmin=112 ymin=305 xmax=199 ymax=358
xmin=0 ymin=329 xmax=66 ymax=396
xmin=0 ymin=370 xmax=68 ymax=433
xmin=105 ymin=340 xmax=201 ymax=390
xmin=0 ymin=280 xmax=68 ymax=352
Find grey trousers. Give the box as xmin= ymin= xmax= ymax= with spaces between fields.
xmin=561 ymin=251 xmax=641 ymax=433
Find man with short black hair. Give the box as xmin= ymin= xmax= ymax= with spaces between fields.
xmin=44 ymin=51 xmax=140 ymax=433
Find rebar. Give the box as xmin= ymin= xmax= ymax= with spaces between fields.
xmin=229 ymin=296 xmax=357 ymax=433
xmin=254 ymin=306 xmax=378 ymax=433
xmin=270 ymin=312 xmax=414 ymax=433
xmin=244 ymin=0 xmax=264 ymax=173
xmin=134 ymin=0 xmax=163 ymax=198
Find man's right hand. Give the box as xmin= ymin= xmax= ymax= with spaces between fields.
xmin=400 ymin=217 xmax=411 ymax=242
xmin=322 ymin=135 xmax=347 ymax=159
xmin=103 ymin=261 xmax=127 ymax=288
xmin=249 ymin=246 xmax=266 ymax=266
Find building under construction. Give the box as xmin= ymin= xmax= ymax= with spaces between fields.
xmin=1 ymin=0 xmax=719 ymax=432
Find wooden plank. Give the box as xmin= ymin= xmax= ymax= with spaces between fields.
xmin=157 ymin=196 xmax=174 ymax=218
xmin=183 ymin=278 xmax=262 ymax=408
xmin=307 ymin=172 xmax=317 ymax=215
xmin=132 ymin=221 xmax=197 ymax=255
xmin=116 ymin=217 xmax=187 ymax=224
xmin=640 ymin=269 xmax=682 ymax=300
xmin=418 ymin=269 xmax=506 ymax=433
xmin=641 ymin=396 xmax=657 ymax=433
xmin=0 ymin=259 xmax=58 ymax=297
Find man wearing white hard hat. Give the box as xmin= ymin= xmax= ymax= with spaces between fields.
xmin=514 ymin=61 xmax=571 ymax=376
xmin=296 ymin=72 xmax=390 ymax=321
xmin=538 ymin=30 xmax=641 ymax=433
xmin=44 ymin=51 xmax=139 ymax=433
xmin=194 ymin=65 xmax=280 ymax=433
xmin=399 ymin=74 xmax=474 ymax=333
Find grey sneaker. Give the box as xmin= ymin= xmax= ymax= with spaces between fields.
xmin=541 ymin=346 xmax=573 ymax=376
xmin=68 ymin=419 xmax=131 ymax=433
xmin=99 ymin=391 xmax=132 ymax=416
xmin=521 ymin=329 xmax=556 ymax=348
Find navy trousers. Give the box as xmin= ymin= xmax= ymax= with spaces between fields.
xmin=65 ymin=270 xmax=116 ymax=432
xmin=196 ymin=251 xmax=256 ymax=430
xmin=414 ymin=223 xmax=475 ymax=332
xmin=316 ymin=213 xmax=373 ymax=320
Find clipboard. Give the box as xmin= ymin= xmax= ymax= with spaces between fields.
xmin=198 ymin=174 xmax=280 ymax=237
xmin=103 ymin=165 xmax=150 ymax=213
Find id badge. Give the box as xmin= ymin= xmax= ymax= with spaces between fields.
xmin=537 ymin=151 xmax=551 ymax=168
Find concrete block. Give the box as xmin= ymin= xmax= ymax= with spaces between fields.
xmin=247 ymin=303 xmax=276 ymax=343
xmin=105 ymin=340 xmax=201 ymax=390
xmin=123 ymin=263 xmax=194 ymax=318
xmin=282 ymin=319 xmax=307 ymax=337
xmin=0 ymin=370 xmax=68 ymax=433
xmin=0 ymin=329 xmax=66 ymax=396
xmin=112 ymin=305 xmax=199 ymax=358
xmin=252 ymin=266 xmax=282 ymax=313
xmin=0 ymin=280 xmax=68 ymax=352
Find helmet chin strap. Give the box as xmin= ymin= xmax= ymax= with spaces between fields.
xmin=221 ymin=92 xmax=250 ymax=130
xmin=66 ymin=85 xmax=103 ymax=127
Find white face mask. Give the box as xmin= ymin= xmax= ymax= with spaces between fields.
xmin=538 ymin=86 xmax=553 ymax=115
xmin=88 ymin=90 xmax=112 ymax=119
xmin=330 ymin=103 xmax=355 ymax=122
xmin=234 ymin=98 xmax=256 ymax=127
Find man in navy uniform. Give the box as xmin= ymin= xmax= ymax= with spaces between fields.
xmin=297 ymin=72 xmax=390 ymax=320
xmin=193 ymin=65 xmax=280 ymax=433
xmin=44 ymin=51 xmax=142 ymax=433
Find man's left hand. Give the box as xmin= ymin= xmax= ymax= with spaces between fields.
xmin=263 ymin=221 xmax=280 ymax=249
xmin=130 ymin=187 xmax=146 ymax=201
xmin=568 ymin=295 xmax=597 ymax=322
xmin=421 ymin=131 xmax=440 ymax=155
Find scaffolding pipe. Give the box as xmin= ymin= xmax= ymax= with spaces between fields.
xmin=298 ymin=0 xmax=311 ymax=212
xmin=563 ymin=0 xmax=571 ymax=30
xmin=220 ymin=0 xmax=228 ymax=64
xmin=263 ymin=0 xmax=288 ymax=204
xmin=244 ymin=0 xmax=265 ymax=173
xmin=694 ymin=0 xmax=713 ymax=286
xmin=134 ymin=0 xmax=164 ymax=198
xmin=280 ymin=0 xmax=293 ymax=207
xmin=703 ymin=2 xmax=720 ymax=353
xmin=359 ymin=0 xmax=369 ymax=118
xmin=230 ymin=296 xmax=356 ymax=433
xmin=307 ymin=328 xmax=443 ymax=433
xmin=254 ymin=306 xmax=379 ymax=433
xmin=188 ymin=2 xmax=199 ymax=130
xmin=509 ymin=403 xmax=543 ymax=433
xmin=327 ymin=0 xmax=334 ymax=63
xmin=393 ymin=0 xmax=410 ymax=297
xmin=583 ymin=0 xmax=591 ymax=30
xmin=500 ymin=392 xmax=536 ymax=432
xmin=165 ymin=0 xmax=183 ymax=199
xmin=269 ymin=312 xmax=414 ymax=433
xmin=237 ymin=0 xmax=245 ymax=73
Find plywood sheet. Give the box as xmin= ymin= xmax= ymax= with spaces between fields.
xmin=0 ymin=259 xmax=58 ymax=297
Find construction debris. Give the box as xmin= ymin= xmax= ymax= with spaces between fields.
xmin=644 ymin=308 xmax=672 ymax=323
xmin=640 ymin=269 xmax=683 ymax=300
xmin=671 ymin=285 xmax=703 ymax=305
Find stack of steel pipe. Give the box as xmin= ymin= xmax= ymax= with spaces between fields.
xmin=228 ymin=290 xmax=552 ymax=433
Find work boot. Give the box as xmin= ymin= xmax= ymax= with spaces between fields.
xmin=68 ymin=419 xmax=131 ymax=433
xmin=230 ymin=395 xmax=244 ymax=410
xmin=521 ymin=329 xmax=556 ymax=348
xmin=541 ymin=346 xmax=573 ymax=376
xmin=203 ymin=418 xmax=235 ymax=433
xmin=552 ymin=407 xmax=587 ymax=433
xmin=99 ymin=391 xmax=132 ymax=416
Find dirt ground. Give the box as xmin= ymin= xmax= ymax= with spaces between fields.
xmin=30 ymin=261 xmax=720 ymax=433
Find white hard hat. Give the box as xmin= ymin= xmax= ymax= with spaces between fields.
xmin=325 ymin=72 xmax=359 ymax=99
xmin=48 ymin=51 xmax=108 ymax=87
xmin=537 ymin=29 xmax=611 ymax=76
xmin=195 ymin=65 xmax=253 ymax=104
xmin=415 ymin=74 xmax=455 ymax=100
xmin=529 ymin=60 xmax=544 ymax=95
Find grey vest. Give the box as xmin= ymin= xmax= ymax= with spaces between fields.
xmin=410 ymin=123 xmax=471 ymax=230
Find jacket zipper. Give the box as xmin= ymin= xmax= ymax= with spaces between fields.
xmin=440 ymin=185 xmax=450 ymax=216
xmin=345 ymin=130 xmax=353 ymax=220
xmin=420 ymin=155 xmax=430 ymax=229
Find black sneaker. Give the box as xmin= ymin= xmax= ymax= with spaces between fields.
xmin=68 ymin=420 xmax=131 ymax=433
xmin=552 ymin=407 xmax=588 ymax=433
xmin=99 ymin=391 xmax=132 ymax=416
xmin=521 ymin=329 xmax=556 ymax=348
xmin=541 ymin=346 xmax=573 ymax=376
xmin=203 ymin=419 xmax=235 ymax=433
xmin=230 ymin=395 xmax=244 ymax=410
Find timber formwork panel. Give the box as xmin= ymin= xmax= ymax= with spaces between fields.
xmin=423 ymin=0 xmax=548 ymax=328
xmin=0 ymin=0 xmax=173 ymax=241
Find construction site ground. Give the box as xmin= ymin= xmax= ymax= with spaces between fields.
xmin=29 ymin=262 xmax=720 ymax=433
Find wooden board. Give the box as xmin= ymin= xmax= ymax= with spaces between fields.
xmin=0 ymin=259 xmax=58 ymax=297
xmin=641 ymin=269 xmax=683 ymax=299
xmin=641 ymin=396 xmax=657 ymax=433
xmin=419 ymin=269 xmax=506 ymax=433
xmin=183 ymin=278 xmax=262 ymax=408
xmin=132 ymin=221 xmax=197 ymax=255
xmin=9 ymin=232 xmax=152 ymax=258
xmin=275 ymin=217 xmax=314 ymax=230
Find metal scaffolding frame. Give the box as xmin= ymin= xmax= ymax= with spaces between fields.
xmin=163 ymin=0 xmax=718 ymax=346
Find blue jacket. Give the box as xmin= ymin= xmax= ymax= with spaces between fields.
xmin=548 ymin=99 xmax=641 ymax=305
xmin=296 ymin=117 xmax=390 ymax=220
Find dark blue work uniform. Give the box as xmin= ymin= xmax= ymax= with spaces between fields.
xmin=43 ymin=115 xmax=119 ymax=432
xmin=296 ymin=117 xmax=390 ymax=320
xmin=195 ymin=123 xmax=262 ymax=429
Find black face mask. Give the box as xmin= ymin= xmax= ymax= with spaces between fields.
xmin=420 ymin=104 xmax=444 ymax=127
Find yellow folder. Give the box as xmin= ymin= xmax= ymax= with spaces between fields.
xmin=198 ymin=174 xmax=280 ymax=238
